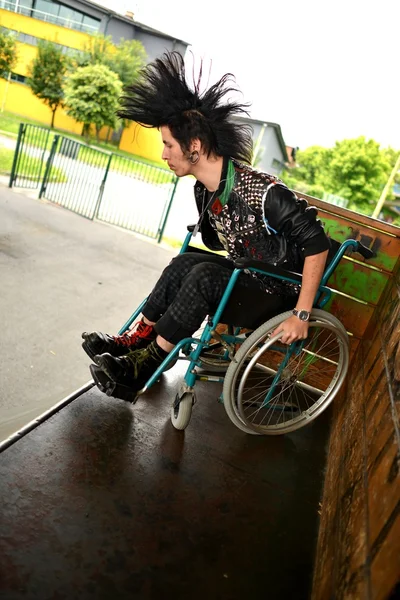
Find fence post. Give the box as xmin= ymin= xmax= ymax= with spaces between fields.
xmin=9 ymin=122 xmax=25 ymax=188
xmin=39 ymin=135 xmax=59 ymax=199
xmin=37 ymin=127 xmax=51 ymax=184
xmin=93 ymin=152 xmax=113 ymax=220
xmin=157 ymin=176 xmax=179 ymax=244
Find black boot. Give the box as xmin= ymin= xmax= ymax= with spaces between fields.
xmin=82 ymin=319 xmax=156 ymax=363
xmin=89 ymin=364 xmax=141 ymax=402
xmin=94 ymin=340 xmax=170 ymax=394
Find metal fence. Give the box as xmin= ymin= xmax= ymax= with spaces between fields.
xmin=9 ymin=123 xmax=178 ymax=242
xmin=96 ymin=154 xmax=178 ymax=240
xmin=9 ymin=123 xmax=54 ymax=189
xmin=39 ymin=135 xmax=112 ymax=220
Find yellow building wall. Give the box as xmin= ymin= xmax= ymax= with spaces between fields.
xmin=14 ymin=43 xmax=36 ymax=77
xmin=0 ymin=8 xmax=162 ymax=161
xmin=0 ymin=7 xmax=91 ymax=132
xmin=0 ymin=79 xmax=83 ymax=133
xmin=120 ymin=123 xmax=164 ymax=164
xmin=0 ymin=8 xmax=89 ymax=51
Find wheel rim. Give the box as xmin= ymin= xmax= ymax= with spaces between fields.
xmin=233 ymin=320 xmax=348 ymax=433
xmin=198 ymin=341 xmax=231 ymax=369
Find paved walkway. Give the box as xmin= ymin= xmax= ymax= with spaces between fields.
xmin=0 ymin=183 xmax=175 ymax=441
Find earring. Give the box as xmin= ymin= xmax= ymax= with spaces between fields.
xmin=189 ymin=150 xmax=200 ymax=165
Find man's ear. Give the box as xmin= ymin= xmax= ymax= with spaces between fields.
xmin=189 ymin=138 xmax=201 ymax=153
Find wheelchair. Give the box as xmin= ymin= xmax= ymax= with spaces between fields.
xmin=99 ymin=227 xmax=374 ymax=436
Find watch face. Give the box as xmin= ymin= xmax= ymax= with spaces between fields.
xmin=298 ymin=310 xmax=310 ymax=321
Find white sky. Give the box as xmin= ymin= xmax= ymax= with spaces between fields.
xmin=97 ymin=0 xmax=399 ymax=151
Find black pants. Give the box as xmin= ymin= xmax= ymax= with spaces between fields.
xmin=142 ymin=252 xmax=297 ymax=344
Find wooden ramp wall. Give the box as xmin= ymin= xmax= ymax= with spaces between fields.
xmin=307 ymin=197 xmax=400 ymax=599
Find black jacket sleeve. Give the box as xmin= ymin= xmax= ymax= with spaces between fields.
xmin=264 ymin=184 xmax=331 ymax=258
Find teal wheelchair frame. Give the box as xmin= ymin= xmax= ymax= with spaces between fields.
xmin=106 ymin=229 xmax=373 ymax=435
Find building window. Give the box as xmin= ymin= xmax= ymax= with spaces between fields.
xmin=271 ymin=158 xmax=285 ymax=172
xmin=33 ymin=0 xmax=101 ymax=32
xmin=35 ymin=0 xmax=59 ymax=20
xmin=0 ymin=1 xmax=17 ymax=9
xmin=0 ymin=0 xmax=101 ymax=33
xmin=0 ymin=25 xmax=84 ymax=56
xmin=18 ymin=0 xmax=34 ymax=16
xmin=82 ymin=13 xmax=100 ymax=31
xmin=10 ymin=72 xmax=27 ymax=84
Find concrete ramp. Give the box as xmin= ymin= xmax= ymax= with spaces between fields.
xmin=0 ymin=366 xmax=330 ymax=599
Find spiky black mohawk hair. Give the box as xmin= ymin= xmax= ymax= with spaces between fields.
xmin=117 ymin=51 xmax=253 ymax=164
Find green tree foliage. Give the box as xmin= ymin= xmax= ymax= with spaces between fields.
xmin=75 ymin=33 xmax=147 ymax=87
xmin=0 ymin=30 xmax=18 ymax=78
xmin=71 ymin=33 xmax=146 ymax=142
xmin=325 ymin=138 xmax=389 ymax=213
xmin=282 ymin=146 xmax=331 ymax=199
xmin=381 ymin=147 xmax=400 ymax=191
xmin=64 ymin=63 xmax=122 ymax=142
xmin=378 ymin=148 xmax=400 ymax=225
xmin=75 ymin=33 xmax=114 ymax=69
xmin=107 ymin=39 xmax=147 ymax=88
xmin=283 ymin=136 xmax=398 ymax=217
xmin=27 ymin=40 xmax=68 ymax=128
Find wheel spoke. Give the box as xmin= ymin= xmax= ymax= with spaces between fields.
xmin=223 ymin=310 xmax=349 ymax=435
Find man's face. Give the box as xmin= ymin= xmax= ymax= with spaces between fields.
xmin=161 ymin=126 xmax=192 ymax=177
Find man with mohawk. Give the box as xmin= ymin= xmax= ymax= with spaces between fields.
xmin=82 ymin=51 xmax=331 ymax=401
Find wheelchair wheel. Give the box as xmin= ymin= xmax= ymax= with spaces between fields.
xmin=170 ymin=390 xmax=194 ymax=430
xmin=198 ymin=341 xmax=233 ymax=372
xmin=196 ymin=324 xmax=243 ymax=373
xmin=223 ymin=309 xmax=349 ymax=435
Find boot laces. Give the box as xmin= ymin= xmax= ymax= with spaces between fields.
xmin=113 ymin=321 xmax=154 ymax=347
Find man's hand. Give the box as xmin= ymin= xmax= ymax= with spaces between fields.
xmin=272 ymin=315 xmax=309 ymax=345
xmin=271 ymin=250 xmax=329 ymax=345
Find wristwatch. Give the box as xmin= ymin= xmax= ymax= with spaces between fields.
xmin=292 ymin=309 xmax=311 ymax=322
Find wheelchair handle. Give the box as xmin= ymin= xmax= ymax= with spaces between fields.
xmin=353 ymin=241 xmax=375 ymax=260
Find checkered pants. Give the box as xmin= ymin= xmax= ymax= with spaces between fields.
xmin=142 ymin=252 xmax=296 ymax=344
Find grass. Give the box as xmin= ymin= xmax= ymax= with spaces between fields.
xmin=0 ymin=111 xmax=47 ymax=136
xmin=71 ymin=144 xmax=174 ymax=184
xmin=0 ymin=111 xmax=173 ymax=184
xmin=0 ymin=146 xmax=67 ymax=183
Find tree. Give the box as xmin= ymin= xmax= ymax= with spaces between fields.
xmin=107 ymin=39 xmax=147 ymax=88
xmin=74 ymin=33 xmax=146 ymax=87
xmin=381 ymin=147 xmax=400 ymax=193
xmin=27 ymin=40 xmax=68 ymax=128
xmin=0 ymin=30 xmax=18 ymax=78
xmin=281 ymin=146 xmax=331 ymax=199
xmin=374 ymin=148 xmax=400 ymax=225
xmin=283 ymin=137 xmax=397 ymax=216
xmin=71 ymin=34 xmax=146 ymax=142
xmin=325 ymin=137 xmax=390 ymax=213
xmin=64 ymin=63 xmax=122 ymax=142
xmin=75 ymin=33 xmax=114 ymax=69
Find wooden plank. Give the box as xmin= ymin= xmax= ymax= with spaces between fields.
xmin=370 ymin=514 xmax=400 ymax=600
xmin=327 ymin=258 xmax=390 ymax=306
xmin=348 ymin=336 xmax=360 ymax=364
xmin=321 ymin=216 xmax=400 ymax=272
xmin=295 ymin=192 xmax=400 ymax=273
xmin=324 ymin=293 xmax=374 ymax=340
xmin=297 ymin=191 xmax=400 ymax=238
